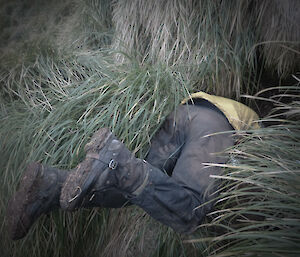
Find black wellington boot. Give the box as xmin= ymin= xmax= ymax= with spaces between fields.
xmin=6 ymin=162 xmax=67 ymax=240
xmin=60 ymin=128 xmax=149 ymax=211
xmin=7 ymin=161 xmax=129 ymax=240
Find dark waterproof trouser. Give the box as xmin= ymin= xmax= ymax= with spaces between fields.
xmin=91 ymin=102 xmax=234 ymax=233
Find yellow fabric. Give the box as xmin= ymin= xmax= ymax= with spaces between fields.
xmin=181 ymin=92 xmax=260 ymax=130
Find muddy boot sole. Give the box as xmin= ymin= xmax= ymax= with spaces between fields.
xmin=60 ymin=128 xmax=112 ymax=211
xmin=6 ymin=162 xmax=43 ymax=240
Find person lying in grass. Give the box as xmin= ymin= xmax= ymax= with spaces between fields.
xmin=7 ymin=92 xmax=260 ymax=240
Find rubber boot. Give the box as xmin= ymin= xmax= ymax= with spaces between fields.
xmin=6 ymin=162 xmax=67 ymax=240
xmin=7 ymin=161 xmax=129 ymax=240
xmin=60 ymin=128 xmax=149 ymax=211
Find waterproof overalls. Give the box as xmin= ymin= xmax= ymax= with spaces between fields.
xmin=88 ymin=92 xmax=260 ymax=233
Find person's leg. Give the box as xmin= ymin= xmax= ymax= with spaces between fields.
xmin=7 ymin=135 xmax=130 ymax=240
xmin=7 ymin=162 xmax=130 ymax=240
xmin=145 ymin=106 xmax=190 ymax=173
xmin=130 ymin=106 xmax=234 ymax=233
xmin=60 ymin=105 xmax=234 ymax=233
xmin=8 ymin=108 xmax=186 ymax=241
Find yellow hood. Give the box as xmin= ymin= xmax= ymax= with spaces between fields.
xmin=181 ymin=92 xmax=260 ymax=130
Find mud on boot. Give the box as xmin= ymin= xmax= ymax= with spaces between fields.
xmin=6 ymin=162 xmax=67 ymax=240
xmin=60 ymin=128 xmax=149 ymax=211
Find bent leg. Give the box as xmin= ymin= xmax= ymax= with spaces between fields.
xmin=81 ymin=105 xmax=203 ymax=211
xmin=7 ymin=162 xmax=129 ymax=240
xmin=86 ymin=105 xmax=195 ymax=210
xmin=130 ymin=106 xmax=234 ymax=233
xmin=145 ymin=106 xmax=190 ymax=173
xmin=59 ymin=105 xmax=234 ymax=234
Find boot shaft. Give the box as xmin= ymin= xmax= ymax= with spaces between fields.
xmin=60 ymin=128 xmax=149 ymax=211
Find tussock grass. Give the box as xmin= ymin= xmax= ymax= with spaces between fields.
xmin=113 ymin=0 xmax=300 ymax=95
xmin=1 ymin=0 xmax=299 ymax=257
xmin=112 ymin=0 xmax=257 ymax=98
xmin=255 ymin=0 xmax=300 ymax=76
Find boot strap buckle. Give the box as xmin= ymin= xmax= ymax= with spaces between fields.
xmin=109 ymin=159 xmax=118 ymax=169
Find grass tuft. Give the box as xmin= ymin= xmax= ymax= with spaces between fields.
xmin=0 ymin=1 xmax=299 ymax=256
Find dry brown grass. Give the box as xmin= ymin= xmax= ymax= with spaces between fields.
xmin=254 ymin=0 xmax=300 ymax=76
xmin=112 ymin=0 xmax=299 ymax=96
